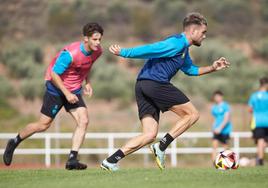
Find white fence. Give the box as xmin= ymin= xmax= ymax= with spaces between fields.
xmin=0 ymin=132 xmax=267 ymax=167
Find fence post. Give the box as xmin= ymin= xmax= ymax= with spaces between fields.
xmin=108 ymin=134 xmax=114 ymax=156
xmin=171 ymin=139 xmax=177 ymax=167
xmin=233 ymin=133 xmax=240 ymax=159
xmin=45 ymin=134 xmax=51 ymax=167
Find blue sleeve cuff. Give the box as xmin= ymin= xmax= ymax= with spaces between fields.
xmin=119 ymin=49 xmax=126 ymax=57
xmin=188 ymin=66 xmax=199 ymax=76
xmin=52 ymin=50 xmax=72 ymax=75
xmin=182 ymin=65 xmax=199 ymax=76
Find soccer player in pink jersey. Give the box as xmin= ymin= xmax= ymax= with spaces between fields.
xmin=3 ymin=23 xmax=103 ymax=170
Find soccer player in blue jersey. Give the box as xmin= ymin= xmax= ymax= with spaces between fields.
xmin=101 ymin=12 xmax=230 ymax=171
xmin=248 ymin=77 xmax=268 ymax=166
xmin=211 ymin=90 xmax=232 ymax=161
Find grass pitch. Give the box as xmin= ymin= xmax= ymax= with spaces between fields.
xmin=0 ymin=167 xmax=267 ymax=188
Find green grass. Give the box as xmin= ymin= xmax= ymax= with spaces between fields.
xmin=0 ymin=167 xmax=267 ymax=188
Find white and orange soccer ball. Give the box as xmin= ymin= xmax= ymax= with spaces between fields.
xmin=214 ymin=150 xmax=239 ymax=170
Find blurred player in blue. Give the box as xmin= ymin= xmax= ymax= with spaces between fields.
xmin=101 ymin=12 xmax=230 ymax=171
xmin=211 ymin=90 xmax=232 ymax=161
xmin=248 ymin=77 xmax=268 ymax=166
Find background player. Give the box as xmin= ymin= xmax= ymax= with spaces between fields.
xmin=211 ymin=90 xmax=232 ymax=161
xmin=248 ymin=77 xmax=268 ymax=166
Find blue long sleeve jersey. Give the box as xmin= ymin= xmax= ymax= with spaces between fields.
xmin=119 ymin=33 xmax=199 ymax=83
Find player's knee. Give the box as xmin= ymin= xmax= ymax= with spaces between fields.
xmin=190 ymin=110 xmax=200 ymax=123
xmin=37 ymin=116 xmax=53 ymax=132
xmin=78 ymin=117 xmax=89 ymax=130
xmin=182 ymin=109 xmax=199 ymax=126
xmin=38 ymin=123 xmax=51 ymax=132
xmin=144 ymin=132 xmax=157 ymax=143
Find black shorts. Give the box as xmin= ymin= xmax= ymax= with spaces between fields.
xmin=135 ymin=79 xmax=190 ymax=122
xmin=40 ymin=91 xmax=86 ymax=118
xmin=213 ymin=133 xmax=230 ymax=144
xmin=252 ymin=127 xmax=268 ymax=142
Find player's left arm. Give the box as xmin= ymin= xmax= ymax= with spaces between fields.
xmin=214 ymin=112 xmax=231 ymax=134
xmin=84 ymin=75 xmax=93 ymax=98
xmin=198 ymin=57 xmax=230 ymax=75
xmin=181 ymin=50 xmax=230 ymax=76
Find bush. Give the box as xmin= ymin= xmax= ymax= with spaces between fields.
xmin=91 ymin=59 xmax=135 ymax=103
xmin=131 ymin=7 xmax=155 ymax=42
xmin=0 ymin=97 xmax=17 ymax=120
xmin=20 ymin=78 xmax=45 ymax=101
xmin=0 ymin=41 xmax=45 ymax=79
xmin=0 ymin=76 xmax=16 ymax=98
xmin=191 ymin=39 xmax=249 ymax=67
xmin=153 ymin=0 xmax=187 ymax=27
xmin=107 ymin=1 xmax=131 ymax=24
xmin=206 ymin=0 xmax=254 ymax=37
xmin=0 ymin=40 xmax=46 ymax=100
xmin=48 ymin=0 xmax=108 ymax=40
xmin=255 ymin=38 xmax=268 ymax=60
xmin=47 ymin=2 xmax=76 ymax=40
xmin=260 ymin=0 xmax=268 ymax=22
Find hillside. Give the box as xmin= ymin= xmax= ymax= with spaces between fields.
xmin=0 ymin=0 xmax=267 ymax=130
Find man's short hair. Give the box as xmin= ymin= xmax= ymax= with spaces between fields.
xmin=183 ymin=12 xmax=207 ymax=29
xmin=260 ymin=77 xmax=268 ymax=86
xmin=83 ymin=22 xmax=104 ymax=37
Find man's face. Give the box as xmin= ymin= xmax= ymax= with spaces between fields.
xmin=190 ymin=24 xmax=207 ymax=46
xmin=86 ymin=32 xmax=102 ymax=51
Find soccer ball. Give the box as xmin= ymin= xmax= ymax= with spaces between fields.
xmin=214 ymin=150 xmax=239 ymax=170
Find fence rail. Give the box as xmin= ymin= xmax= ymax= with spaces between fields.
xmin=0 ymin=132 xmax=267 ymax=167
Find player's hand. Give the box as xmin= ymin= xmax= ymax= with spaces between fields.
xmin=66 ymin=93 xmax=79 ymax=104
xmin=212 ymin=57 xmax=230 ymax=71
xmin=83 ymin=83 xmax=93 ymax=98
xmin=109 ymin=44 xmax=121 ymax=56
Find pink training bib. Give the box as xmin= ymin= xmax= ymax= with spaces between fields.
xmin=45 ymin=41 xmax=102 ymax=91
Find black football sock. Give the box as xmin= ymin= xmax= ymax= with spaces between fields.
xmin=106 ymin=149 xmax=125 ymax=163
xmin=14 ymin=134 xmax=23 ymax=146
xmin=256 ymin=158 xmax=264 ymax=166
xmin=159 ymin=133 xmax=174 ymax=151
xmin=68 ymin=150 xmax=78 ymax=161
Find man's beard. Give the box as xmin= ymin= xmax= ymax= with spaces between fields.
xmin=193 ymin=40 xmax=201 ymax=46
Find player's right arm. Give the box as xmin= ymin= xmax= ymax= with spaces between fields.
xmin=51 ymin=50 xmax=78 ymax=104
xmin=109 ymin=37 xmax=186 ymax=59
